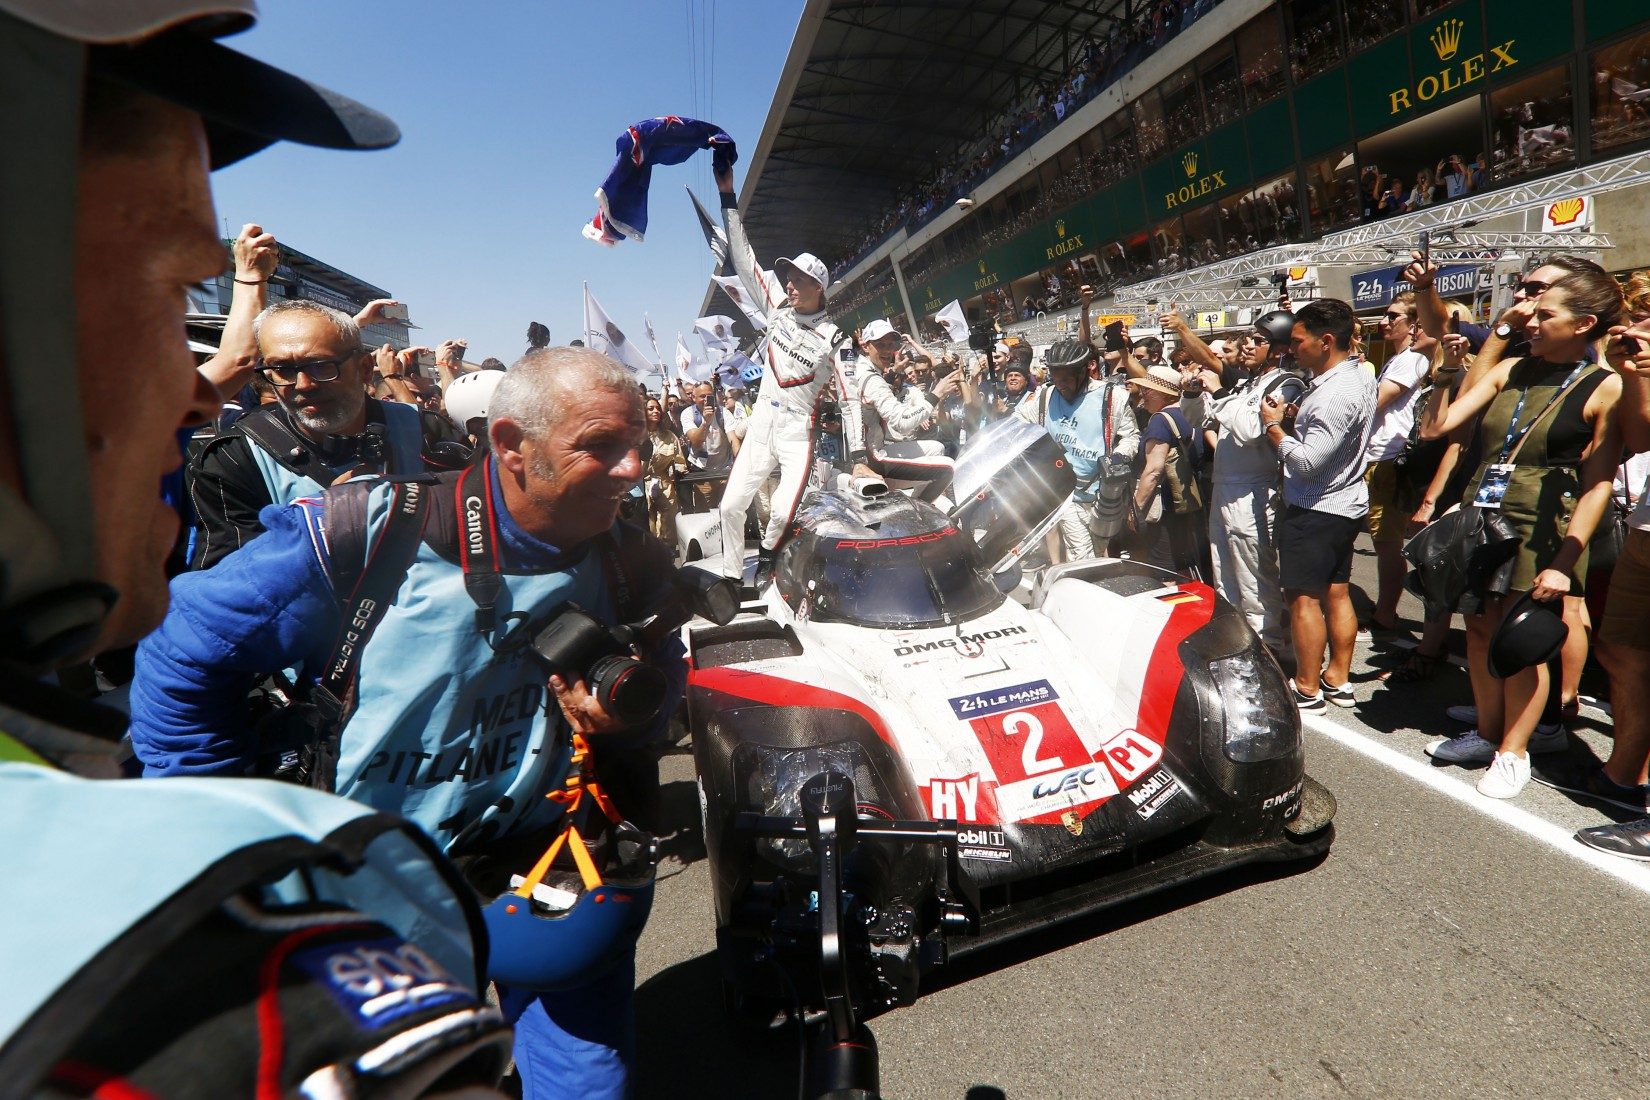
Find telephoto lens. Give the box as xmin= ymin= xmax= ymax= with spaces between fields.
xmin=587 ymin=654 xmax=668 ymax=726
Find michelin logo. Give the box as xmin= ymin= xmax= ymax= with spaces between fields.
xmin=948 ymin=677 xmax=1056 ymax=720
xmin=956 ymin=826 xmax=1013 ymax=863
xmin=1126 ymin=769 xmax=1184 ymax=820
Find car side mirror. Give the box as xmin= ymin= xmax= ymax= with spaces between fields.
xmin=678 ymin=566 xmax=741 ymax=625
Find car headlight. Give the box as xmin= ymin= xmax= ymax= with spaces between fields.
xmin=1211 ymin=653 xmax=1296 ymax=762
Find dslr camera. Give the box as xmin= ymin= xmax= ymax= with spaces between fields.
xmin=528 ymin=566 xmax=738 ymax=726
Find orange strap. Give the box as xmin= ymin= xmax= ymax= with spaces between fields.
xmin=510 ymin=734 xmax=621 ymax=898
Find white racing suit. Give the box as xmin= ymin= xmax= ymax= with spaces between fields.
xmin=1204 ymin=374 xmax=1287 ymax=650
xmin=717 ymin=199 xmax=863 ymax=579
xmin=858 ymin=369 xmax=954 ymax=503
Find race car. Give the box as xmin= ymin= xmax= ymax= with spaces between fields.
xmin=683 ymin=416 xmax=1334 ymax=1094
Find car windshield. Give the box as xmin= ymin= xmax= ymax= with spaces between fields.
xmin=806 ymin=527 xmax=1003 ymax=629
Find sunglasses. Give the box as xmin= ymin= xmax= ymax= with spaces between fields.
xmin=1383 ymin=310 xmax=1409 ymax=321
xmin=1515 ymin=279 xmax=1551 ymax=297
xmin=260 ymin=355 xmax=352 ymax=386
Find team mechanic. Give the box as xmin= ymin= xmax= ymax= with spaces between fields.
xmin=855 ymin=319 xmax=956 ymax=503
xmin=714 ymin=160 xmax=874 ymax=586
xmin=1201 ymin=310 xmax=1297 ymax=654
xmin=130 ymin=348 xmax=685 ymax=1099
xmin=0 ymin=1 xmax=517 ymax=1093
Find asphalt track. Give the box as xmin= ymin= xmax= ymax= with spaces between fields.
xmin=631 ymin=539 xmax=1650 ymax=1099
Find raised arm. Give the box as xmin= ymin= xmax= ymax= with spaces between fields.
xmin=715 ymin=163 xmax=783 ymax=314
xmin=198 ymin=223 xmax=277 ymax=395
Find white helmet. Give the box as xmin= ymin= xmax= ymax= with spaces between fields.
xmin=444 ymin=369 xmax=504 ymax=431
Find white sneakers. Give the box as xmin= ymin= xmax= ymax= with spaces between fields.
xmin=1425 ymin=724 xmax=1568 ymax=764
xmin=1477 ymin=750 xmax=1531 ymax=799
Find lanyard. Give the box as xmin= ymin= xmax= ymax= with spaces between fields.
xmin=456 ymin=456 xmax=505 ymax=638
xmin=1496 ymin=360 xmax=1588 ymax=462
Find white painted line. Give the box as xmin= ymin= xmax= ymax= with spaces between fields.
xmin=1299 ymin=711 xmax=1650 ymax=897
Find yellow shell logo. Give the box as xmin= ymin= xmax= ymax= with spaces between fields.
xmin=1430 ymin=18 xmax=1464 ymax=61
xmin=978 ymin=260 xmax=987 ymax=274
xmin=1056 ymin=219 xmax=1066 ymax=238
xmin=1288 ymin=266 xmax=1309 ymax=281
xmin=1547 ymin=197 xmax=1585 ymax=226
xmin=1181 ymin=151 xmax=1198 ymax=178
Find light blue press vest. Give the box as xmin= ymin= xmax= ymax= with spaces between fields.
xmin=311 ymin=481 xmax=621 ymax=854
xmin=248 ymin=399 xmax=424 ymax=505
xmin=1041 ymin=382 xmax=1117 ymax=499
xmin=0 ymin=759 xmax=483 ymax=1052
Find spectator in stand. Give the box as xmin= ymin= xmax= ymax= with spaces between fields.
xmin=645 ymin=395 xmax=688 ymax=546
xmin=1262 ymin=299 xmax=1376 ymax=712
xmin=1437 ymin=154 xmax=1472 ymax=199
xmin=1362 ymin=292 xmax=1436 ymax=633
xmin=1419 ymin=270 xmax=1624 ymax=798
xmin=1574 ymin=283 xmax=1650 ymax=853
xmin=1410 ymin=167 xmax=1438 ymax=209
xmin=1129 ymin=365 xmax=1207 ymax=578
xmin=1376 ymin=174 xmax=1409 ymax=219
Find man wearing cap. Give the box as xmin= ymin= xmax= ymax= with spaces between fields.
xmin=857 ymin=320 xmax=956 ymax=502
xmin=1200 ymin=312 xmax=1295 ymax=653
xmin=0 ymin=1 xmax=517 ymax=1093
xmin=1017 ymin=337 xmax=1138 ymax=561
xmin=1261 ymin=299 xmax=1377 ymax=711
xmin=714 ymin=163 xmax=871 ymax=586
xmin=1128 ymin=364 xmax=1208 ymax=578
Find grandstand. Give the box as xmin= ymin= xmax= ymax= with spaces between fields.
xmin=717 ymin=0 xmax=1650 ymax=351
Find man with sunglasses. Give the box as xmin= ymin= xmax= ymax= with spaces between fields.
xmin=185 ymin=299 xmax=429 ymax=568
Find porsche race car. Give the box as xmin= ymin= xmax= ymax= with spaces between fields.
xmin=683 ymin=416 xmax=1334 ymax=1094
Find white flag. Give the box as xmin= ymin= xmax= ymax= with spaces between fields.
xmin=712 ymin=275 xmax=768 ymax=331
xmin=695 ymin=314 xmax=738 ymax=352
xmin=935 ymin=299 xmax=969 ymax=343
xmin=674 ymin=332 xmax=693 ymax=382
xmin=582 ymin=283 xmax=654 ymax=378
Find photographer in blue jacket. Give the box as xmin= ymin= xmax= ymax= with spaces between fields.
xmin=131 ymin=346 xmax=687 ymax=1100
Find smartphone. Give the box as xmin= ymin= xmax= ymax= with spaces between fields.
xmin=1418 ymin=229 xmax=1431 ymax=269
xmin=381 ymin=302 xmax=410 ymax=322
xmin=1447 ymin=312 xmax=1461 ymax=335
xmin=414 ymin=349 xmax=435 ymax=370
xmin=1621 ymin=334 xmax=1643 ymax=355
xmin=1102 ymin=320 xmax=1127 ymax=353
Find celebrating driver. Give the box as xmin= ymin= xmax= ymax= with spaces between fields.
xmin=715 ymin=162 xmax=871 ymax=587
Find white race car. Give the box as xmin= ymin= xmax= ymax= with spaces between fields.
xmin=682 ymin=416 xmax=1334 ymax=1090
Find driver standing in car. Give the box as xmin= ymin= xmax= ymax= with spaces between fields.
xmin=715 ymin=162 xmax=873 ymax=588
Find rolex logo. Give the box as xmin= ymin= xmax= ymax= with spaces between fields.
xmin=1181 ymin=151 xmax=1198 ymax=178
xmin=1430 ymin=18 xmax=1464 ymax=61
xmin=1056 ymin=219 xmax=1066 ymax=238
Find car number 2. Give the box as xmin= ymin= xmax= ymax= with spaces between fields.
xmin=1003 ymin=710 xmax=1059 ymax=774
xmin=966 ymin=701 xmax=1088 ymax=784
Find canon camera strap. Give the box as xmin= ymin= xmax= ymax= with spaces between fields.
xmin=456 ymin=457 xmax=506 ymax=640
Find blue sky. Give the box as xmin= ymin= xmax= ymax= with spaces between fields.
xmin=211 ymin=1 xmax=798 ymax=367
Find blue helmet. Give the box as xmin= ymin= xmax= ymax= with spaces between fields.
xmin=480 ymin=818 xmax=657 ymax=992
xmin=740 ymin=359 xmax=764 ymax=387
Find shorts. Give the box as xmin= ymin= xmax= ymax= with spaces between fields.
xmin=1278 ymin=504 xmax=1361 ymax=593
xmin=1364 ymin=458 xmax=1406 ymax=544
xmin=1599 ymin=527 xmax=1650 ymax=651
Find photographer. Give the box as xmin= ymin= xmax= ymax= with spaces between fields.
xmin=186 ymin=300 xmax=452 ymax=569
xmin=132 ymin=348 xmax=685 ymax=1096
xmin=1017 ymin=337 xmax=1138 ymax=560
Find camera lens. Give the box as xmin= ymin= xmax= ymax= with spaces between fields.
xmin=588 ymin=654 xmax=669 ymax=725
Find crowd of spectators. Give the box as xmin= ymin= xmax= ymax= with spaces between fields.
xmin=829 ymin=0 xmax=1219 ymax=279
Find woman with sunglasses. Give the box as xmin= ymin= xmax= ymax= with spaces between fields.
xmin=1417 ymin=269 xmax=1624 ymax=798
